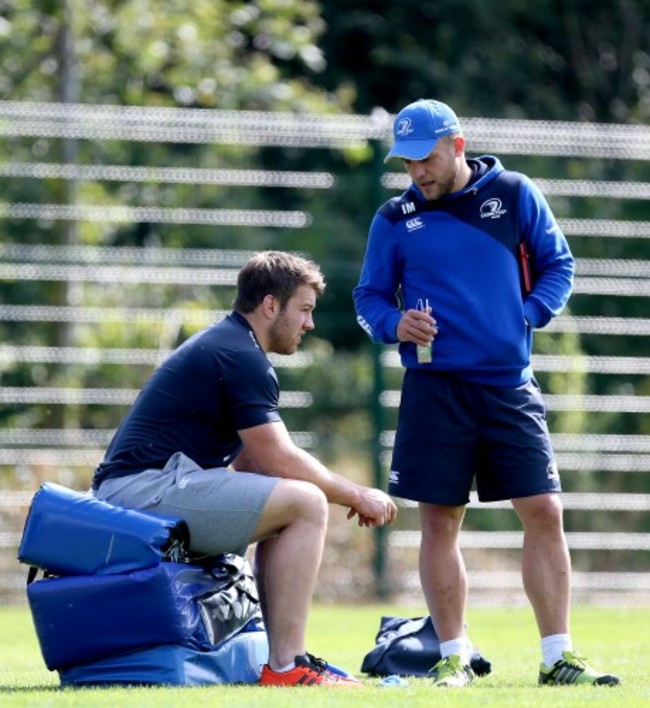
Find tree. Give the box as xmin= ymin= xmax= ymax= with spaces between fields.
xmin=0 ymin=0 xmax=352 ymax=111
xmin=315 ymin=0 xmax=650 ymax=123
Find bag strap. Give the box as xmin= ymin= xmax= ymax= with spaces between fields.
xmin=26 ymin=566 xmax=55 ymax=584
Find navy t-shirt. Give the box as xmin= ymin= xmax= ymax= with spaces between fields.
xmin=92 ymin=312 xmax=282 ymax=488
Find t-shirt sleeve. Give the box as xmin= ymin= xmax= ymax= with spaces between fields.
xmin=221 ymin=349 xmax=282 ymax=430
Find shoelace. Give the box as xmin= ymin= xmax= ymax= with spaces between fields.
xmin=441 ymin=656 xmax=463 ymax=673
xmin=563 ymin=652 xmax=588 ymax=669
xmin=303 ymin=654 xmax=329 ymax=674
xmin=304 ymin=653 xmax=348 ymax=681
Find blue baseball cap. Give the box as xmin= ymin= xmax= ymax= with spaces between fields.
xmin=384 ymin=99 xmax=461 ymax=162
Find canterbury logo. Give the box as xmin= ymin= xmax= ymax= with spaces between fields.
xmin=406 ymin=217 xmax=424 ymax=232
xmin=480 ymin=198 xmax=507 ymax=219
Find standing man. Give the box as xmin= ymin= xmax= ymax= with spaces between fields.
xmin=93 ymin=250 xmax=397 ymax=688
xmin=354 ymin=99 xmax=619 ymax=687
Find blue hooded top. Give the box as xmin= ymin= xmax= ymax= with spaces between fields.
xmin=353 ymin=156 xmax=574 ymax=386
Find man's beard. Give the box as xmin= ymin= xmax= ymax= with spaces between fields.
xmin=267 ymin=315 xmax=298 ymax=355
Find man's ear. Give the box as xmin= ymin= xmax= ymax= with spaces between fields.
xmin=261 ymin=293 xmax=278 ymax=318
xmin=453 ymin=135 xmax=465 ymax=156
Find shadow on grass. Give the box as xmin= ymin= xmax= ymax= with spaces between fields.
xmin=0 ymin=685 xmax=60 ymax=693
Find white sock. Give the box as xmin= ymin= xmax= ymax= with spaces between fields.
xmin=275 ymin=661 xmax=296 ymax=673
xmin=541 ymin=634 xmax=572 ymax=668
xmin=440 ymin=637 xmax=471 ymax=665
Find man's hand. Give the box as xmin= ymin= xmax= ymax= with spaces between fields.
xmin=396 ymin=307 xmax=437 ymax=345
xmin=346 ymin=487 xmax=398 ymax=528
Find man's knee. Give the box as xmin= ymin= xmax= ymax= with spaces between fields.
xmin=420 ymin=503 xmax=465 ymax=540
xmin=281 ymin=479 xmax=328 ymax=524
xmin=514 ymin=493 xmax=564 ymax=530
xmin=254 ymin=479 xmax=328 ymax=540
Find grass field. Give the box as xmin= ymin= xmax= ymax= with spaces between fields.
xmin=1 ymin=603 xmax=648 ymax=707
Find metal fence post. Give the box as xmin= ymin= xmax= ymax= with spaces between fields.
xmin=368 ymin=139 xmax=392 ymax=599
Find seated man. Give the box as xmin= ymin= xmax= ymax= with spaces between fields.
xmin=93 ymin=250 xmax=397 ymax=687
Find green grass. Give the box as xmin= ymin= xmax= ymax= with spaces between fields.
xmin=1 ymin=603 xmax=648 ymax=706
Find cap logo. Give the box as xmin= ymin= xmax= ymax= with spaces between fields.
xmin=437 ymin=118 xmax=453 ymax=133
xmin=395 ymin=117 xmax=414 ymax=137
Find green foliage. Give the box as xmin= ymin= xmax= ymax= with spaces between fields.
xmin=534 ymin=311 xmax=588 ymax=435
xmin=315 ymin=0 xmax=650 ymax=123
xmin=0 ymin=0 xmax=351 ymax=111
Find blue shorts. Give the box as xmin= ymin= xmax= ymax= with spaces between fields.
xmin=389 ymin=370 xmax=561 ymax=505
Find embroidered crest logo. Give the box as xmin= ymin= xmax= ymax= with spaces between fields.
xmin=395 ymin=118 xmax=414 ymax=137
xmin=480 ymin=198 xmax=507 ymax=219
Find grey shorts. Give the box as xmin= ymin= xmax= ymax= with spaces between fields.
xmin=94 ymin=452 xmax=280 ymax=557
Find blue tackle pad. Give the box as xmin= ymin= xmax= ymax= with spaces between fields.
xmin=58 ymin=620 xmax=269 ymax=686
xmin=18 ymin=482 xmax=188 ymax=576
xmin=27 ymin=560 xmax=260 ymax=670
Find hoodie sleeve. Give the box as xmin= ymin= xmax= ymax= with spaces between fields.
xmin=353 ymin=211 xmax=404 ymax=344
xmin=519 ymin=176 xmax=575 ymax=328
